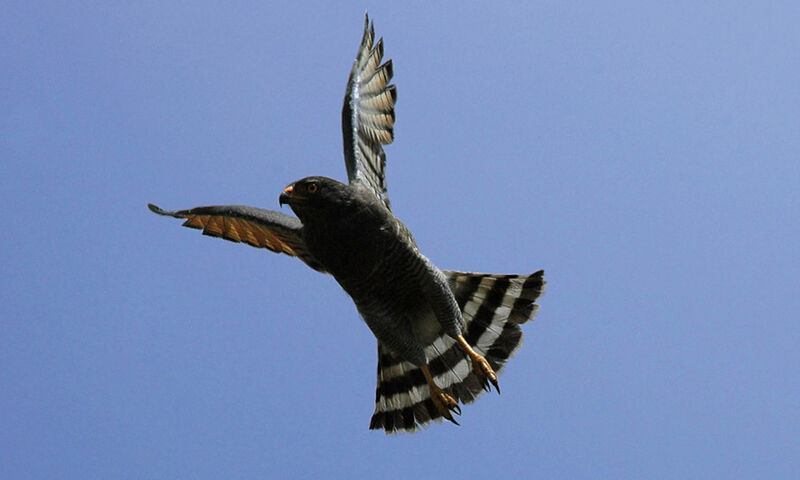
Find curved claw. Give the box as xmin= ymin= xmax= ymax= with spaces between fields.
xmin=490 ymin=375 xmax=500 ymax=395
xmin=422 ymin=364 xmax=462 ymax=426
xmin=432 ymin=389 xmax=461 ymax=425
xmin=473 ymin=355 xmax=501 ymax=394
xmin=479 ymin=376 xmax=491 ymax=393
xmin=457 ymin=334 xmax=502 ymax=395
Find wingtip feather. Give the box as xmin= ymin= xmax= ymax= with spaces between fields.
xmin=363 ymin=12 xmax=374 ymax=45
xmin=148 ymin=203 xmax=166 ymax=215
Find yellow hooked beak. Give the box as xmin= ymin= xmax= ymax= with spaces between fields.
xmin=279 ymin=185 xmax=294 ymax=206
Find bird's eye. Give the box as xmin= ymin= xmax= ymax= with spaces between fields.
xmin=307 ymin=182 xmax=319 ymax=194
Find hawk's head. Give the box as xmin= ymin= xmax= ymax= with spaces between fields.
xmin=279 ymin=176 xmax=356 ymax=222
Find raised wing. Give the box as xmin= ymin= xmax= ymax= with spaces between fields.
xmin=147 ymin=203 xmax=326 ymax=273
xmin=341 ymin=13 xmax=397 ymax=210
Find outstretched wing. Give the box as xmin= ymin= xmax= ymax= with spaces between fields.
xmin=341 ymin=13 xmax=397 ymax=210
xmin=148 ymin=203 xmax=326 ymax=273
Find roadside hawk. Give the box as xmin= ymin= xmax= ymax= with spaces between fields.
xmin=149 ymin=14 xmax=545 ymax=433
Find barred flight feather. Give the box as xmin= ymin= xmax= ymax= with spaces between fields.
xmin=146 ymin=203 xmax=328 ymax=273
xmin=342 ymin=14 xmax=397 ymax=210
xmin=369 ymin=270 xmax=545 ymax=433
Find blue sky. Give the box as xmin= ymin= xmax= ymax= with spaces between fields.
xmin=2 ymin=1 xmax=799 ymax=478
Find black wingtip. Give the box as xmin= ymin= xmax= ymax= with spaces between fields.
xmin=148 ymin=203 xmax=166 ymax=215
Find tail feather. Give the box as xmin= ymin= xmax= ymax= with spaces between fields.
xmin=369 ymin=270 xmax=545 ymax=433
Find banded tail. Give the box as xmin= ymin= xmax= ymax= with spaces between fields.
xmin=369 ymin=270 xmax=545 ymax=433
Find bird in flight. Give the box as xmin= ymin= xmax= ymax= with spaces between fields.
xmin=149 ymin=14 xmax=545 ymax=433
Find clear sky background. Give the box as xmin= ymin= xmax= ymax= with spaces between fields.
xmin=2 ymin=1 xmax=799 ymax=478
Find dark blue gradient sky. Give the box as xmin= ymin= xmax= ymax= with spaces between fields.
xmin=3 ymin=1 xmax=798 ymax=478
